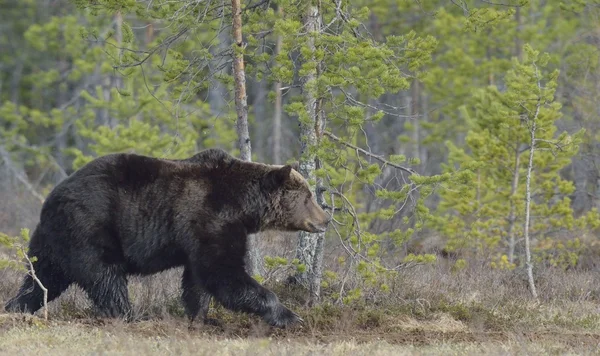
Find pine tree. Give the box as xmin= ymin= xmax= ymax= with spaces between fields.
xmin=434 ymin=44 xmax=598 ymax=270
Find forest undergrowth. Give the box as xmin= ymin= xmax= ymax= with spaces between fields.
xmin=1 ymin=258 xmax=599 ymax=354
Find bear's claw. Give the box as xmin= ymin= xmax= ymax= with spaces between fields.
xmin=264 ymin=304 xmax=303 ymax=328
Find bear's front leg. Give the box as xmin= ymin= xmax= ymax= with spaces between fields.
xmin=181 ymin=265 xmax=222 ymax=328
xmin=197 ymin=263 xmax=302 ymax=328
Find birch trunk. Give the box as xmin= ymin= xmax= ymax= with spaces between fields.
xmin=508 ymin=9 xmax=523 ymax=264
xmin=293 ymin=5 xmax=325 ymax=304
xmin=231 ymin=0 xmax=260 ymax=277
xmin=507 ymin=146 xmax=520 ymax=264
xmin=525 ymin=104 xmax=539 ymax=299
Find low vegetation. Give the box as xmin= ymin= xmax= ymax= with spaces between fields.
xmin=2 ymin=1 xmax=600 ymax=354
xmin=1 ymin=260 xmax=599 ymax=354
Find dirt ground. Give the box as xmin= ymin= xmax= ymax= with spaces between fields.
xmin=1 ymin=314 xmax=599 ymax=356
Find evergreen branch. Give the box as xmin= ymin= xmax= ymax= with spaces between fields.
xmin=323 ymin=131 xmax=417 ymax=175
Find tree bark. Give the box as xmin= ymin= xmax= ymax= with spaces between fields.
xmin=525 ymin=117 xmax=538 ymax=299
xmin=411 ymin=81 xmax=421 ymax=171
xmin=252 ymin=59 xmax=267 ymax=161
xmin=515 ymin=7 xmax=522 ymax=61
xmin=272 ymin=6 xmax=284 ymax=165
xmin=231 ymin=0 xmax=252 ymax=162
xmin=10 ymin=60 xmax=23 ymax=106
xmin=231 ymin=0 xmax=260 ymax=277
xmin=55 ymin=55 xmax=68 ymax=178
xmin=293 ymin=5 xmax=325 ymax=304
xmin=507 ymin=146 xmax=520 ymax=264
xmin=209 ymin=26 xmax=229 ymax=116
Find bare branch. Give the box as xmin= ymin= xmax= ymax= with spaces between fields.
xmin=22 ymin=250 xmax=48 ymax=321
xmin=323 ymin=131 xmax=417 ymax=175
xmin=478 ymin=0 xmax=526 ymax=7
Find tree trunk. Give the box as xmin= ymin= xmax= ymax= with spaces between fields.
xmin=272 ymin=6 xmax=284 ymax=165
xmin=145 ymin=22 xmax=154 ymax=45
xmin=411 ymin=80 xmax=422 ymax=171
xmin=231 ymin=0 xmax=260 ymax=277
xmin=55 ymin=55 xmax=68 ymax=177
xmin=525 ymin=113 xmax=538 ymax=299
xmin=515 ymin=7 xmax=522 ymax=61
xmin=293 ymin=5 xmax=325 ymax=304
xmin=595 ymin=177 xmax=600 ymax=210
xmin=10 ymin=60 xmax=23 ymax=106
xmin=209 ymin=26 xmax=229 ymax=117
xmin=507 ymin=145 xmax=521 ymax=264
xmin=231 ymin=0 xmax=251 ymax=162
xmin=114 ymin=12 xmax=123 ymax=92
xmin=252 ymin=60 xmax=267 ymax=161
xmin=100 ymin=12 xmax=123 ymax=128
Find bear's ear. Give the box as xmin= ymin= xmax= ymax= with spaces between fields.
xmin=264 ymin=165 xmax=293 ymax=190
xmin=290 ymin=161 xmax=300 ymax=172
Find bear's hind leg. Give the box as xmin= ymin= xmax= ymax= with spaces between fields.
xmin=198 ymin=264 xmax=302 ymax=328
xmin=5 ymin=260 xmax=71 ymax=315
xmin=77 ymin=263 xmax=132 ymax=321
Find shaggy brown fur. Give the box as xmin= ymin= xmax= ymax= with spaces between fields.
xmin=5 ymin=148 xmax=331 ymax=328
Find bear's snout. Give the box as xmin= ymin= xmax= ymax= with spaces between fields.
xmin=303 ymin=200 xmax=331 ymax=233
xmin=306 ymin=220 xmax=329 ymax=233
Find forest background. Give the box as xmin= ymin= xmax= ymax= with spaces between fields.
xmin=1 ymin=0 xmax=600 ymax=352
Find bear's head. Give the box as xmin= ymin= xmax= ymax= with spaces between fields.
xmin=261 ymin=164 xmax=331 ymax=234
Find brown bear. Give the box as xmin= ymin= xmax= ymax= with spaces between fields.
xmin=4 ymin=148 xmax=331 ymax=328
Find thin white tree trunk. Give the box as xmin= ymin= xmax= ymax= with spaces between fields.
xmin=231 ymin=0 xmax=260 ymax=277
xmin=524 ymin=120 xmax=538 ymax=299
xmin=524 ymin=78 xmax=541 ymax=298
xmin=507 ymin=146 xmax=520 ymax=264
xmin=294 ymin=5 xmax=325 ymax=304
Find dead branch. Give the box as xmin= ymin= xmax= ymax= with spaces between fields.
xmin=22 ymin=249 xmax=48 ymax=320
xmin=323 ymin=131 xmax=417 ymax=175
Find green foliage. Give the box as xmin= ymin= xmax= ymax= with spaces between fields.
xmin=417 ymin=1 xmax=582 ymax=170
xmin=3 ymin=0 xmax=600 ymax=309
xmin=433 ymin=45 xmax=598 ymax=267
xmin=0 ymin=1 xmax=240 ymax=177
xmin=0 ymin=228 xmax=34 ymax=272
xmin=265 ymin=0 xmax=443 ymax=300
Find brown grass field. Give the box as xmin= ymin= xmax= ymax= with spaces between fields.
xmin=1 ymin=261 xmax=600 ymax=355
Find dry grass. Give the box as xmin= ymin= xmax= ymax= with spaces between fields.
xmin=1 ymin=198 xmax=599 ymax=353
xmin=0 ymin=314 xmax=599 ymax=355
xmin=1 ymin=261 xmax=600 ymax=354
